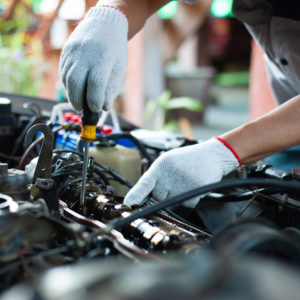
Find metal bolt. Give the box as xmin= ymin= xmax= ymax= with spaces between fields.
xmin=36 ymin=178 xmax=54 ymax=190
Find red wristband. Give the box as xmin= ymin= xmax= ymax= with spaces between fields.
xmin=214 ymin=136 xmax=242 ymax=166
xmin=99 ymin=5 xmax=128 ymax=22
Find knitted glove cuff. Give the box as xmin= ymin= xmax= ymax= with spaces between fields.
xmin=214 ymin=136 xmax=242 ymax=166
xmin=95 ymin=3 xmax=128 ymax=23
xmin=88 ymin=5 xmax=128 ymax=29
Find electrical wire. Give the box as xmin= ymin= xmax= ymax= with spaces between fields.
xmin=11 ymin=115 xmax=48 ymax=156
xmin=53 ymin=149 xmax=84 ymax=157
xmin=104 ymin=178 xmax=300 ymax=231
xmin=93 ymin=168 xmax=110 ymax=185
xmin=52 ymin=172 xmax=83 ymax=177
xmin=53 ymin=149 xmax=133 ymax=187
xmin=59 ymin=177 xmax=82 ymax=198
xmin=51 ymin=161 xmax=83 ymax=174
xmin=19 ymin=125 xmax=63 ymax=170
xmin=51 ymin=160 xmax=110 ymax=186
xmin=52 ymin=153 xmax=129 ymax=188
xmin=201 ymin=188 xmax=279 ymax=202
xmin=98 ymin=133 xmax=154 ymax=163
xmin=147 ymin=196 xmax=205 ymax=230
xmin=102 ymin=167 xmax=133 ymax=188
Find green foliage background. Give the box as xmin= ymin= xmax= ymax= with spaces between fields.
xmin=0 ymin=0 xmax=43 ymax=96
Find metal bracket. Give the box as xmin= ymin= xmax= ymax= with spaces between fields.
xmin=25 ymin=124 xmax=53 ymax=184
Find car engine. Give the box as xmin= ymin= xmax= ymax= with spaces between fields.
xmin=0 ymin=92 xmax=300 ymax=300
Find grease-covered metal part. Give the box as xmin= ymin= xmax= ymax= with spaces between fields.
xmin=121 ymin=211 xmax=183 ymax=250
xmin=89 ymin=195 xmax=201 ymax=251
xmin=35 ymin=178 xmax=59 ymax=212
xmin=60 ymin=185 xmax=203 ymax=252
xmin=60 ymin=184 xmax=204 ymax=252
xmin=93 ymin=195 xmax=130 ymax=220
xmin=25 ymin=125 xmax=60 ymax=212
xmin=59 ymin=200 xmax=161 ymax=261
xmin=0 ymin=163 xmax=29 ymax=200
xmin=247 ymin=161 xmax=293 ymax=180
xmin=0 ymin=208 xmax=89 ymax=291
xmin=60 ymin=181 xmax=105 ymax=216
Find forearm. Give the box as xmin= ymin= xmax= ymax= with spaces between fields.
xmin=98 ymin=0 xmax=171 ymax=38
xmin=221 ymin=95 xmax=300 ymax=164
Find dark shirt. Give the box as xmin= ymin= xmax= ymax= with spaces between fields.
xmin=233 ymin=0 xmax=300 ymax=103
xmin=269 ymin=0 xmax=300 ymax=20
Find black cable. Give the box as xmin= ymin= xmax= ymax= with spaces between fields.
xmin=99 ymin=133 xmax=154 ymax=163
xmin=93 ymin=168 xmax=110 ymax=185
xmin=201 ymin=188 xmax=279 ymax=202
xmin=52 ymin=151 xmax=130 ymax=187
xmin=52 ymin=161 xmax=83 ymax=173
xmin=52 ymin=172 xmax=83 ymax=178
xmin=59 ymin=177 xmax=82 ymax=196
xmin=102 ymin=167 xmax=133 ymax=188
xmin=12 ymin=115 xmax=48 ymax=156
xmin=147 ymin=196 xmax=204 ymax=230
xmin=52 ymin=160 xmax=110 ymax=186
xmin=105 ymin=178 xmax=300 ymax=231
xmin=53 ymin=149 xmax=132 ymax=187
xmin=53 ymin=149 xmax=83 ymax=157
xmin=90 ymin=159 xmax=133 ymax=187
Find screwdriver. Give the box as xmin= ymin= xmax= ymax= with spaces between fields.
xmin=80 ymin=100 xmax=99 ymax=206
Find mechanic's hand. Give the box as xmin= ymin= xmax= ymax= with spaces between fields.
xmin=124 ymin=137 xmax=240 ymax=208
xmin=59 ymin=5 xmax=128 ymax=112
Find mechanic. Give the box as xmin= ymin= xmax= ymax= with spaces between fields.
xmin=59 ymin=0 xmax=300 ymax=210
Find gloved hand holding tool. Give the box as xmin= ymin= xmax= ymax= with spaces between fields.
xmin=124 ymin=137 xmax=241 ymax=208
xmin=59 ymin=4 xmax=128 ymax=112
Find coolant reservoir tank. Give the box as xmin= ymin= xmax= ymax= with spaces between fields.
xmin=89 ymin=142 xmax=141 ymax=197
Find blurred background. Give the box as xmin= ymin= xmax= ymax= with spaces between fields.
xmin=0 ymin=0 xmax=277 ymax=139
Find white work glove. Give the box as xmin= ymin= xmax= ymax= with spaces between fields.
xmin=59 ymin=5 xmax=128 ymax=112
xmin=124 ymin=137 xmax=240 ymax=208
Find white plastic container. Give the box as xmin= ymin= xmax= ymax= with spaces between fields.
xmin=89 ymin=143 xmax=141 ymax=197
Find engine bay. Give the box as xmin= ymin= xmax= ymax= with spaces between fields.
xmin=1 ymin=92 xmax=300 ymax=299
